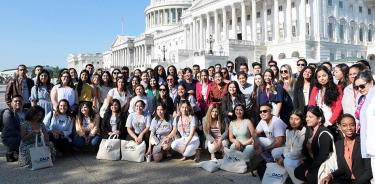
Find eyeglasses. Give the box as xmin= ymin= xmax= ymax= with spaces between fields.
xmin=269 ymin=64 xmax=276 ymax=67
xmin=280 ymin=70 xmax=289 ymax=74
xmin=113 ymin=72 xmax=119 ymax=74
xmin=260 ymin=109 xmax=270 ymax=114
xmin=221 ymin=71 xmax=228 ymax=74
xmin=354 ymin=83 xmax=368 ymax=90
xmin=227 ymin=65 xmax=233 ymax=68
xmin=297 ymin=63 xmax=306 ymax=67
xmin=167 ymin=78 xmax=174 ymax=81
xmin=159 ymin=88 xmax=167 ymax=91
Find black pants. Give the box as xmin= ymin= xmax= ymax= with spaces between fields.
xmin=294 ymin=159 xmax=318 ymax=184
xmin=3 ymin=137 xmax=20 ymax=153
xmin=48 ymin=132 xmax=72 ymax=153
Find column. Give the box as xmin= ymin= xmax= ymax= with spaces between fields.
xmin=190 ymin=23 xmax=194 ymax=50
xmin=241 ymin=2 xmax=247 ymax=40
xmin=223 ymin=7 xmax=228 ymax=41
xmin=214 ymin=10 xmax=219 ymax=42
xmin=170 ymin=9 xmax=173 ymax=24
xmin=252 ymin=0 xmax=257 ymax=42
xmin=263 ymin=0 xmax=268 ymax=42
xmin=206 ymin=13 xmax=211 ymax=50
xmin=185 ymin=25 xmax=189 ymax=49
xmin=300 ymin=0 xmax=307 ymax=40
xmin=200 ymin=16 xmax=204 ymax=50
xmin=193 ymin=18 xmax=196 ymax=50
xmin=175 ymin=8 xmax=178 ymax=23
xmin=232 ymin=5 xmax=237 ymax=39
xmin=273 ymin=0 xmax=279 ymax=43
xmin=309 ymin=0 xmax=314 ymax=40
xmin=322 ymin=0 xmax=327 ymax=39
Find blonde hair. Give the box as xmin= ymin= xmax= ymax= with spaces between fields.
xmin=280 ymin=64 xmax=295 ymax=89
xmin=203 ymin=104 xmax=222 ymax=135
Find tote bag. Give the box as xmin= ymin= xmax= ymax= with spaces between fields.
xmin=220 ymin=148 xmax=247 ymax=174
xmin=121 ymin=140 xmax=146 ymax=162
xmin=317 ymin=131 xmax=338 ymax=183
xmin=29 ymin=131 xmax=53 ymax=170
xmin=96 ymin=134 xmax=121 ymax=161
xmin=262 ymin=163 xmax=288 ymax=184
xmin=199 ymin=160 xmax=222 ymax=173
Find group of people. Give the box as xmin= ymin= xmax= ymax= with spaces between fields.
xmin=1 ymin=59 xmax=375 ymax=183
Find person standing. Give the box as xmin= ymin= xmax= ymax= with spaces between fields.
xmin=5 ymin=64 xmax=34 ymax=109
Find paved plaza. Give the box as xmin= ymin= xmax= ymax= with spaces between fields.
xmin=0 ymin=85 xmax=260 ymax=184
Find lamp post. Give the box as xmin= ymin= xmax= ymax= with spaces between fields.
xmin=207 ymin=34 xmax=215 ymax=55
xmin=162 ymin=45 xmax=167 ymax=62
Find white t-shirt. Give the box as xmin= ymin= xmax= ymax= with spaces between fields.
xmin=83 ymin=117 xmax=91 ymax=131
xmin=150 ymin=118 xmax=173 ymax=138
xmin=107 ymin=88 xmax=129 ymax=108
xmin=173 ymin=116 xmax=198 ymax=137
xmin=110 ymin=115 xmax=118 ymax=132
xmin=256 ymin=116 xmax=287 ymax=143
xmin=126 ymin=113 xmax=151 ymax=134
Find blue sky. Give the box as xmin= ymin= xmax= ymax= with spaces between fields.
xmin=0 ymin=0 xmax=148 ymax=70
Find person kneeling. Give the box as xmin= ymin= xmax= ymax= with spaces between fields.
xmin=168 ymin=101 xmax=200 ymax=161
xmin=126 ymin=100 xmax=151 ymax=146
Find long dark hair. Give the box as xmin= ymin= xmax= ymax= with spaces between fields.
xmin=312 ymin=66 xmax=340 ymax=106
xmin=287 ymin=110 xmax=306 ymax=130
xmin=55 ymin=99 xmax=74 ymax=118
xmin=58 ymin=70 xmax=74 ymax=88
xmin=36 ymin=69 xmax=54 ymax=93
xmin=77 ymin=69 xmax=90 ymax=97
xmin=25 ymin=105 xmax=45 ymax=122
xmin=105 ymin=98 xmax=122 ymax=115
xmin=153 ymin=65 xmax=166 ymax=83
xmin=306 ymin=106 xmax=325 ymax=125
xmin=227 ymin=81 xmax=243 ymax=97
xmin=154 ymin=102 xmax=170 ymax=122
xmin=335 ymin=63 xmax=349 ymax=89
xmin=100 ymin=71 xmax=113 ymax=87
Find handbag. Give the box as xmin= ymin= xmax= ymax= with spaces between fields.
xmin=96 ymin=134 xmax=121 ymax=161
xmin=199 ymin=159 xmax=222 ymax=173
xmin=317 ymin=131 xmax=338 ymax=183
xmin=220 ymin=148 xmax=247 ymax=174
xmin=29 ymin=131 xmax=53 ymax=170
xmin=121 ymin=140 xmax=146 ymax=162
xmin=262 ymin=163 xmax=288 ymax=184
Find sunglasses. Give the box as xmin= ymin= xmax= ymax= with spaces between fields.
xmin=354 ymin=83 xmax=367 ymax=90
xmin=260 ymin=109 xmax=270 ymax=114
xmin=280 ymin=70 xmax=289 ymax=74
xmin=269 ymin=64 xmax=276 ymax=67
xmin=159 ymin=88 xmax=167 ymax=91
xmin=113 ymin=72 xmax=119 ymax=74
xmin=297 ymin=64 xmax=306 ymax=67
xmin=167 ymin=78 xmax=174 ymax=81
xmin=227 ymin=65 xmax=233 ymax=68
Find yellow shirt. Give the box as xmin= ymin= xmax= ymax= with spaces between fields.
xmin=77 ymin=83 xmax=92 ymax=102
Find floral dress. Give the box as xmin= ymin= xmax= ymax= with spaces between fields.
xmin=18 ymin=121 xmax=55 ymax=168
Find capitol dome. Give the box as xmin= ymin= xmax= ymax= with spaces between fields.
xmin=145 ymin=0 xmax=193 ymax=34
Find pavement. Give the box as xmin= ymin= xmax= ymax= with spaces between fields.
xmin=0 ymin=84 xmax=261 ymax=184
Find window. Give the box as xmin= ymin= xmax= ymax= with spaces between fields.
xmin=292 ymin=2 xmax=295 ymax=8
xmin=257 ymin=12 xmax=261 ymax=18
xmin=237 ymin=17 xmax=241 ymax=23
xmin=359 ymin=28 xmax=364 ymax=42
xmin=341 ymin=53 xmax=346 ymax=59
xmin=369 ymin=9 xmax=372 ymax=15
xmin=267 ymin=9 xmax=272 ymax=15
xmin=328 ymin=23 xmax=334 ymax=39
xmin=349 ymin=4 xmax=353 ymax=11
xmin=339 ymin=1 xmax=343 ymax=8
xmin=328 ymin=0 xmax=333 ymax=6
xmin=279 ymin=6 xmax=283 ymax=11
xmin=369 ymin=30 xmax=372 ymax=42
xmin=292 ymin=25 xmax=296 ymax=37
xmin=330 ymin=52 xmax=335 ymax=61
xmin=307 ymin=23 xmax=310 ymax=35
xmin=340 ymin=24 xmax=344 ymax=40
xmin=247 ymin=15 xmax=251 ymax=20
xmin=359 ymin=6 xmax=363 ymax=13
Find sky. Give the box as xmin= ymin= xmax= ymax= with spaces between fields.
xmin=0 ymin=0 xmax=149 ymax=70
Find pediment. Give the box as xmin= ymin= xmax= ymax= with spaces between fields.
xmin=112 ymin=35 xmax=127 ymax=47
xmin=190 ymin=0 xmax=215 ymax=10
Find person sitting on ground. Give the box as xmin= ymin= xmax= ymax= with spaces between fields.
xmin=101 ymin=99 xmax=126 ymax=139
xmin=228 ymin=104 xmax=256 ymax=161
xmin=43 ymin=99 xmax=74 ymax=155
xmin=276 ymin=110 xmax=306 ymax=184
xmin=146 ymin=103 xmax=173 ymax=162
xmin=203 ymin=104 xmax=229 ymax=160
xmin=19 ymin=106 xmax=56 ymax=168
xmin=126 ymin=100 xmax=151 ymax=146
xmin=2 ymin=95 xmax=26 ymax=162
xmin=169 ymin=101 xmax=200 ymax=161
xmin=73 ymin=102 xmax=101 ymax=150
xmin=254 ymin=103 xmax=287 ymax=161
xmin=320 ymin=114 xmax=373 ymax=184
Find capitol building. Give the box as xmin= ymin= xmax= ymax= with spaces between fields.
xmin=68 ymin=0 xmax=375 ymax=71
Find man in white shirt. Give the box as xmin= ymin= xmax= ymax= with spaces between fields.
xmin=254 ymin=103 xmax=287 ymax=161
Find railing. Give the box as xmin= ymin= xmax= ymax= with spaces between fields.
xmin=227 ymin=39 xmax=254 ymax=46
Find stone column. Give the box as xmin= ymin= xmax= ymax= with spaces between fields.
xmin=215 ymin=10 xmax=219 ymax=42
xmin=175 ymin=8 xmax=178 ymax=23
xmin=193 ymin=18 xmax=196 ymax=50
xmin=241 ymin=2 xmax=247 ymax=40
xmin=223 ymin=7 xmax=228 ymax=41
xmin=274 ymin=0 xmax=279 ymax=43
xmin=232 ymin=5 xmax=237 ymax=39
xmin=263 ymin=0 xmax=268 ymax=42
xmin=206 ymin=13 xmax=211 ymax=50
xmin=300 ymin=0 xmax=307 ymax=40
xmin=252 ymin=0 xmax=257 ymax=42
xmin=200 ymin=16 xmax=204 ymax=51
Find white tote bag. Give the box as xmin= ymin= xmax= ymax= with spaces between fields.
xmin=220 ymin=148 xmax=247 ymax=174
xmin=29 ymin=132 xmax=53 ymax=170
xmin=199 ymin=159 xmax=222 ymax=173
xmin=262 ymin=163 xmax=288 ymax=184
xmin=317 ymin=131 xmax=338 ymax=183
xmin=96 ymin=134 xmax=121 ymax=161
xmin=121 ymin=140 xmax=146 ymax=162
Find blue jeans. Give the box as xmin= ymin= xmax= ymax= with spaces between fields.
xmin=73 ymin=135 xmax=101 ymax=148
